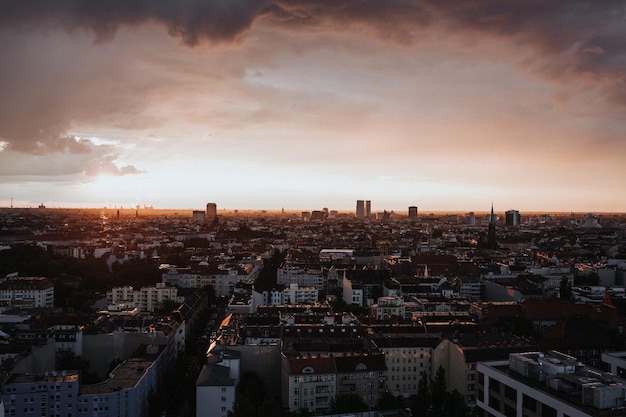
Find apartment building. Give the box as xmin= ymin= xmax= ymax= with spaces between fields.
xmin=477 ymin=350 xmax=626 ymax=417
xmin=0 ymin=277 xmax=54 ymax=309
xmin=107 ymin=283 xmax=179 ymax=313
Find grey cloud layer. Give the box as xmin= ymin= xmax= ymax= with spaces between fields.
xmin=0 ymin=0 xmax=624 ymax=161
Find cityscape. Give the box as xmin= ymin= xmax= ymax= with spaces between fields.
xmin=1 ymin=2 xmax=626 ymax=417
xmin=0 ymin=202 xmax=624 ymax=417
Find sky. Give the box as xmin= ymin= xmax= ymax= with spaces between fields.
xmin=0 ymin=1 xmax=625 ymax=213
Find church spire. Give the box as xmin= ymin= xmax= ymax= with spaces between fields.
xmin=487 ymin=203 xmax=497 ymax=249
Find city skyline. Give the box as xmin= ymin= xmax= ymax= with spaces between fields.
xmin=0 ymin=2 xmax=625 ymax=213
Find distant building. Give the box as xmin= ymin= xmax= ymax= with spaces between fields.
xmin=0 ymin=277 xmax=54 ymax=308
xmin=107 ymin=283 xmax=180 ymax=313
xmin=192 ymin=210 xmax=205 ymax=222
xmin=206 ymin=202 xmax=217 ymax=221
xmin=408 ymin=206 xmax=418 ymax=219
xmin=505 ymin=209 xmax=521 ymax=226
xmin=466 ymin=211 xmax=476 ymax=225
xmin=196 ymin=349 xmax=240 ymax=417
xmin=365 ymin=200 xmax=371 ymax=219
xmin=356 ymin=200 xmax=365 ymax=219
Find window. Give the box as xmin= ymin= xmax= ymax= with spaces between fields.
xmin=522 ymin=394 xmax=536 ymax=412
xmin=489 ymin=378 xmax=500 ymax=393
xmin=488 ymin=395 xmax=500 ymax=411
xmin=542 ymin=404 xmax=557 ymax=417
xmin=504 ymin=385 xmax=516 ymax=401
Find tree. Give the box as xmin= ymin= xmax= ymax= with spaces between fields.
xmin=430 ymin=366 xmax=447 ymax=417
xmin=559 ymin=276 xmax=572 ymax=299
xmin=376 ymin=389 xmax=400 ymax=410
xmin=413 ymin=371 xmax=431 ymax=417
xmin=411 ymin=367 xmax=470 ymax=417
xmin=329 ymin=392 xmax=369 ymax=414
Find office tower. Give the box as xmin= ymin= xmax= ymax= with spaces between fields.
xmin=365 ymin=200 xmax=371 ymax=219
xmin=356 ymin=200 xmax=365 ymax=219
xmin=206 ymin=202 xmax=217 ymax=221
xmin=505 ymin=209 xmax=521 ymax=226
xmin=466 ymin=211 xmax=475 ymax=225
xmin=408 ymin=206 xmax=418 ymax=219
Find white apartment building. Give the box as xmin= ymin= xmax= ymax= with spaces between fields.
xmin=196 ymin=349 xmax=240 ymax=417
xmin=0 ymin=277 xmax=54 ymax=308
xmin=277 ymin=266 xmax=325 ymax=290
xmin=269 ymin=284 xmax=319 ymax=305
xmin=478 ymin=350 xmax=626 ymax=417
xmin=107 ymin=283 xmax=179 ymax=313
xmin=369 ymin=296 xmax=406 ymax=320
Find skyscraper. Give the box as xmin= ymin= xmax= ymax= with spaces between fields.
xmin=408 ymin=206 xmax=418 ymax=219
xmin=365 ymin=200 xmax=371 ymax=219
xmin=206 ymin=202 xmax=217 ymax=221
xmin=505 ymin=209 xmax=521 ymax=226
xmin=356 ymin=200 xmax=365 ymax=219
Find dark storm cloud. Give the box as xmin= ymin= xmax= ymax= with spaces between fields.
xmin=0 ymin=0 xmax=269 ymax=45
xmin=1 ymin=1 xmax=623 ymax=75
xmin=0 ymin=0 xmax=624 ymax=159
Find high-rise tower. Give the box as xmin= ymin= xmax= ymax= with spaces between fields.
xmin=365 ymin=200 xmax=371 ymax=219
xmin=505 ymin=209 xmax=521 ymax=226
xmin=356 ymin=200 xmax=365 ymax=219
xmin=206 ymin=202 xmax=217 ymax=222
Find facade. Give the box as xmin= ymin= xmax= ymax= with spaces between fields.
xmin=280 ymin=352 xmax=386 ymax=414
xmin=369 ymin=296 xmax=406 ymax=320
xmin=1 ymin=352 xmax=164 ymax=417
xmin=505 ymin=209 xmax=521 ymax=226
xmin=477 ymin=350 xmax=626 ymax=417
xmin=107 ymin=283 xmax=179 ymax=313
xmin=17 ymin=325 xmax=84 ymax=356
xmin=277 ymin=267 xmax=325 ymax=290
xmin=206 ymin=203 xmax=217 ymax=221
xmin=0 ymin=277 xmax=54 ymax=309
xmin=356 ymin=200 xmax=365 ymax=220
xmin=371 ymin=334 xmax=441 ymax=398
xmin=192 ymin=210 xmax=206 ymax=222
xmin=196 ymin=349 xmax=240 ymax=417
xmin=434 ymin=338 xmax=537 ymax=407
xmin=281 ymin=354 xmax=337 ymax=414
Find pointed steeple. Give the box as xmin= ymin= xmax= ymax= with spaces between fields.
xmin=487 ymin=203 xmax=497 ymax=249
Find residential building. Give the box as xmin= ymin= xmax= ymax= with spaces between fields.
xmin=0 ymin=277 xmax=54 ymax=309
xmin=477 ymin=350 xmax=626 ymax=417
xmin=107 ymin=283 xmax=179 ymax=313
xmin=196 ymin=349 xmax=240 ymax=417
xmin=371 ymin=334 xmax=441 ymax=398
xmin=206 ymin=203 xmax=217 ymax=221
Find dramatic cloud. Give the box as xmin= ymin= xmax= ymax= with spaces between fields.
xmin=0 ymin=1 xmax=624 ymax=210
